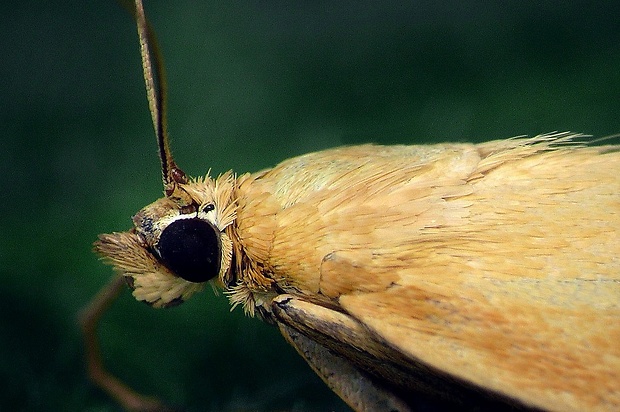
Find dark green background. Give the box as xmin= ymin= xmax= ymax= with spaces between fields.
xmin=1 ymin=1 xmax=619 ymax=411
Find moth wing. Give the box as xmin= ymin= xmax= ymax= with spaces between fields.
xmin=274 ymin=302 xmax=413 ymax=412
xmin=310 ymin=137 xmax=620 ymax=412
xmin=256 ymin=136 xmax=619 ymax=410
xmin=272 ymin=294 xmax=520 ymax=410
xmin=337 ymin=264 xmax=620 ymax=412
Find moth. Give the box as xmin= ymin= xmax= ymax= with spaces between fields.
xmin=80 ymin=0 xmax=620 ymax=411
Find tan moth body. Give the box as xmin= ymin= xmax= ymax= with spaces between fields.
xmin=82 ymin=1 xmax=620 ymax=411
xmin=97 ymin=134 xmax=620 ymax=411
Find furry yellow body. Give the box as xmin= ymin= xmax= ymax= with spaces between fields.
xmin=98 ymin=133 xmax=619 ymax=411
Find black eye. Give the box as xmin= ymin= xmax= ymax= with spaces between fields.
xmin=156 ymin=218 xmax=221 ymax=283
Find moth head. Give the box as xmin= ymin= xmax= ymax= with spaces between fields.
xmin=95 ymin=178 xmax=236 ymax=308
xmin=94 ymin=1 xmax=235 ymax=308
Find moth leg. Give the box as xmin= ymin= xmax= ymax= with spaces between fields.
xmin=273 ymin=295 xmax=412 ymax=412
xmin=79 ymin=275 xmax=172 ymax=412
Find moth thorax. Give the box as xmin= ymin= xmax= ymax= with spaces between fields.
xmin=155 ymin=217 xmax=221 ymax=283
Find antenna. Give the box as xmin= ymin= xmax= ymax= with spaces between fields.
xmin=133 ymin=0 xmax=187 ymax=196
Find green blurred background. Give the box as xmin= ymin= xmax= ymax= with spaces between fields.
xmin=1 ymin=0 xmax=619 ymax=411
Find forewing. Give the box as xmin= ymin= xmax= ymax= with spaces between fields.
xmin=272 ymin=295 xmax=522 ymax=411
xmin=339 ymin=282 xmax=620 ymax=412
xmin=330 ymin=138 xmax=620 ymax=411
xmin=244 ymin=135 xmax=619 ymax=410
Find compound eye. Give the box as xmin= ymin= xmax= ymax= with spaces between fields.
xmin=156 ymin=218 xmax=221 ymax=283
